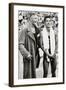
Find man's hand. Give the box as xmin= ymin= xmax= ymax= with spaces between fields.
xmin=27 ymin=54 xmax=32 ymax=61
xmin=48 ymin=54 xmax=53 ymax=58
xmin=48 ymin=53 xmax=55 ymax=59
xmin=49 ymin=53 xmax=56 ymax=59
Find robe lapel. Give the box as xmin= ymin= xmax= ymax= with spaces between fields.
xmin=27 ymin=31 xmax=35 ymax=42
xmin=27 ymin=26 xmax=36 ymax=42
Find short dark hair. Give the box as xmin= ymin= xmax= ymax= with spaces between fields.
xmin=44 ymin=16 xmax=52 ymax=23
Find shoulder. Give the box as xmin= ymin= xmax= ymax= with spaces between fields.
xmin=21 ymin=28 xmax=28 ymax=34
xmin=41 ymin=27 xmax=47 ymax=35
xmin=51 ymin=28 xmax=55 ymax=34
xmin=19 ymin=28 xmax=28 ymax=39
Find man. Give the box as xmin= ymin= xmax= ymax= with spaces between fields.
xmin=40 ymin=16 xmax=57 ymax=77
xmin=19 ymin=14 xmax=38 ymax=79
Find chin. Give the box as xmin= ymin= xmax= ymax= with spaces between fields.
xmin=46 ymin=26 xmax=50 ymax=28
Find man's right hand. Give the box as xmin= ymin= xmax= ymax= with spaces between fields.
xmin=27 ymin=54 xmax=32 ymax=61
xmin=48 ymin=53 xmax=56 ymax=59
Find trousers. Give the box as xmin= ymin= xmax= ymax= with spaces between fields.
xmin=43 ymin=53 xmax=57 ymax=77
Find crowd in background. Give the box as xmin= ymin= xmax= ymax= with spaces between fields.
xmin=18 ymin=11 xmax=58 ymax=29
xmin=18 ymin=11 xmax=58 ymax=53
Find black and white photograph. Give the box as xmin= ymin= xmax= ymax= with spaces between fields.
xmin=18 ymin=11 xmax=58 ymax=79
xmin=9 ymin=3 xmax=64 ymax=87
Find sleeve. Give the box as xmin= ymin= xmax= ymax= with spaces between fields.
xmin=19 ymin=29 xmax=25 ymax=45
xmin=19 ymin=29 xmax=31 ymax=58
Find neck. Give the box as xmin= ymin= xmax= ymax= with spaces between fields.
xmin=46 ymin=27 xmax=50 ymax=33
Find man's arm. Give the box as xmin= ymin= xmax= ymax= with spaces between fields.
xmin=19 ymin=29 xmax=31 ymax=59
xmin=44 ymin=49 xmax=53 ymax=57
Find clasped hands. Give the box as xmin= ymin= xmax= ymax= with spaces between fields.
xmin=27 ymin=54 xmax=32 ymax=61
xmin=48 ymin=53 xmax=56 ymax=59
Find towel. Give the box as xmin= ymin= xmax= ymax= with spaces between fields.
xmin=41 ymin=27 xmax=55 ymax=55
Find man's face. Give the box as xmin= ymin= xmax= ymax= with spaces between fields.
xmin=45 ymin=18 xmax=52 ymax=28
